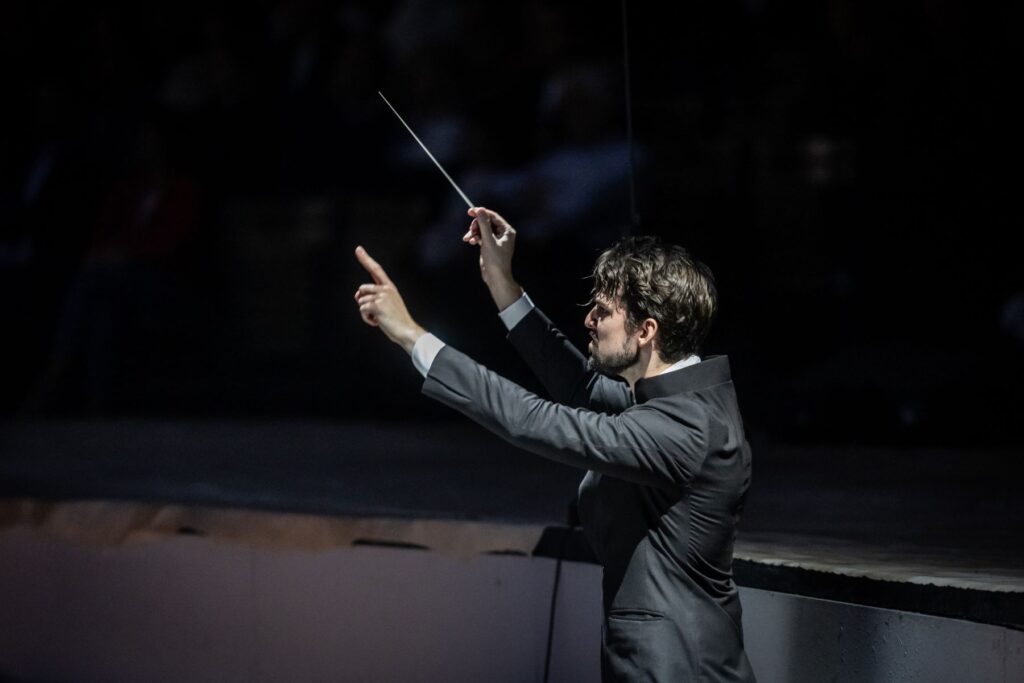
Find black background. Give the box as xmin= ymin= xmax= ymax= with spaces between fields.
xmin=2 ymin=1 xmax=1019 ymax=448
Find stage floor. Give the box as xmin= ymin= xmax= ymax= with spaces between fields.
xmin=2 ymin=418 xmax=1021 ymax=625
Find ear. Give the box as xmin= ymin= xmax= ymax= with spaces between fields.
xmin=637 ymin=318 xmax=659 ymax=348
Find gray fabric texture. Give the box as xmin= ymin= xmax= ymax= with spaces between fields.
xmin=422 ymin=306 xmax=756 ymax=682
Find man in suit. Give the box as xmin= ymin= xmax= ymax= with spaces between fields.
xmin=353 ymin=207 xmax=756 ymax=682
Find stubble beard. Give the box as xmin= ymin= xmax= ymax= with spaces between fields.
xmin=587 ymin=336 xmax=640 ymax=378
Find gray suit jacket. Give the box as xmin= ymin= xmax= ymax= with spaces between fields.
xmin=422 ymin=306 xmax=756 ymax=682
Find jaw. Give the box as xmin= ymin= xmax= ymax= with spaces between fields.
xmin=588 ymin=336 xmax=642 ymax=383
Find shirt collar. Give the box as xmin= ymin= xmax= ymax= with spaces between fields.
xmin=658 ymin=354 xmax=701 ymax=375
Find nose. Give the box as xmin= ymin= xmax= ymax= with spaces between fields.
xmin=584 ymin=306 xmax=597 ymax=331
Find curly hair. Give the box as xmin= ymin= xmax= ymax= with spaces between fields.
xmin=589 ymin=236 xmax=718 ymax=362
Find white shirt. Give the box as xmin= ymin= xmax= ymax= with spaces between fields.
xmin=411 ymin=292 xmax=699 ymax=377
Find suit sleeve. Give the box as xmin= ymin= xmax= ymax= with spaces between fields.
xmin=422 ymin=345 xmax=708 ymax=489
xmin=507 ymin=306 xmax=633 ymax=414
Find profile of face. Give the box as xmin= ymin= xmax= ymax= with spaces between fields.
xmin=584 ymin=295 xmax=640 ymax=378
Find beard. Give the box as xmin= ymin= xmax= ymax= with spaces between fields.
xmin=587 ymin=336 xmax=640 ymax=378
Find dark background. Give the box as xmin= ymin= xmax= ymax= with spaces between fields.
xmin=2 ymin=0 xmax=1020 ymax=448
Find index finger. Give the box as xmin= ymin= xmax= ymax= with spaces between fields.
xmin=355 ymin=246 xmax=392 ymax=286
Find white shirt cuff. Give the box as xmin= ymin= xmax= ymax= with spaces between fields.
xmin=498 ymin=292 xmax=535 ymax=331
xmin=411 ymin=332 xmax=446 ymax=377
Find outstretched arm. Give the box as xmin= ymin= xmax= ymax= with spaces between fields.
xmin=422 ymin=344 xmax=706 ymax=490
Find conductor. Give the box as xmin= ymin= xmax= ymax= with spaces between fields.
xmin=353 ymin=207 xmax=757 ymax=682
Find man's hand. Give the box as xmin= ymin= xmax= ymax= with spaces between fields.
xmin=353 ymin=246 xmax=426 ymax=354
xmin=463 ymin=206 xmax=523 ymax=311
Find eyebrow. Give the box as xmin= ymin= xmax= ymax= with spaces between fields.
xmin=584 ymin=294 xmax=618 ymax=312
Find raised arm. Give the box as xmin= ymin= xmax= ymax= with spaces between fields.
xmin=463 ymin=206 xmax=523 ymax=310
xmin=465 ymin=207 xmax=631 ymax=413
xmin=350 ymin=247 xmax=701 ymax=487
xmin=352 ymin=246 xmax=426 ymax=353
xmin=505 ymin=304 xmax=632 ymax=413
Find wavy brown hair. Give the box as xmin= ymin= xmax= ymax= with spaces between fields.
xmin=589 ymin=236 xmax=717 ymax=362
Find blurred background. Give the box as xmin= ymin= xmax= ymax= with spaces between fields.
xmin=1 ymin=0 xmax=1019 ymax=448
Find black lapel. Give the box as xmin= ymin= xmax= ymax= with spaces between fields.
xmin=633 ymin=355 xmax=732 ymax=403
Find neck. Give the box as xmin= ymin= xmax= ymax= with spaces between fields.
xmin=622 ymin=348 xmax=675 ymax=392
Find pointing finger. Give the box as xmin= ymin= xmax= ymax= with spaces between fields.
xmin=355 ymin=246 xmax=392 ymax=286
